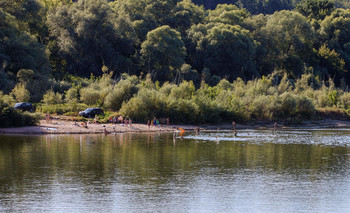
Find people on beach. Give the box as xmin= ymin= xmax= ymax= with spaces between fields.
xmin=274 ymin=122 xmax=277 ymax=131
xmin=113 ymin=116 xmax=118 ymax=124
xmin=103 ymin=127 xmax=109 ymax=134
xmin=232 ymin=121 xmax=237 ymax=136
xmin=94 ymin=115 xmax=98 ymax=124
xmin=166 ymin=117 xmax=170 ymax=125
xmin=147 ymin=120 xmax=150 ymax=129
xmin=46 ymin=114 xmax=51 ymax=123
xmin=195 ymin=126 xmax=200 ymax=136
xmin=232 ymin=121 xmax=236 ymax=131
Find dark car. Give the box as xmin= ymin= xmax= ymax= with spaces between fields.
xmin=79 ymin=108 xmax=104 ymax=118
xmin=13 ymin=102 xmax=33 ymax=112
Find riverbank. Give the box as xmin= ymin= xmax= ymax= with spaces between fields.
xmin=0 ymin=120 xmax=178 ymax=135
xmin=1 ymin=119 xmax=350 ymax=135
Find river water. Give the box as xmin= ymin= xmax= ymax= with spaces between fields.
xmin=0 ymin=129 xmax=350 ymax=212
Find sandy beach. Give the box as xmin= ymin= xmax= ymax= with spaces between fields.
xmin=1 ymin=118 xmax=350 ymax=135
xmin=0 ymin=119 xmax=178 ymax=135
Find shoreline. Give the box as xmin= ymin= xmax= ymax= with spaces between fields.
xmin=1 ymin=119 xmax=350 ymax=135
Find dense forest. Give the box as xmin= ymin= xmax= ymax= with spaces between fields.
xmin=1 ymin=0 xmax=350 ymax=125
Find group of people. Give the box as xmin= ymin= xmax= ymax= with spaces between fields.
xmin=107 ymin=116 xmax=132 ymax=126
xmin=146 ymin=117 xmax=170 ymax=129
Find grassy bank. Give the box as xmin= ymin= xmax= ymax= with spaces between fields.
xmin=2 ymin=73 xmax=350 ymax=126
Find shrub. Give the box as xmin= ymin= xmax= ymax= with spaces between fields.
xmin=119 ymin=88 xmax=167 ymax=122
xmin=104 ymin=77 xmax=139 ymax=111
xmin=36 ymin=103 xmax=88 ymax=115
xmin=277 ymin=92 xmax=297 ymax=118
xmin=296 ymin=96 xmax=315 ymax=119
xmin=167 ymin=99 xmax=199 ymax=124
xmin=340 ymin=93 xmax=350 ymax=109
xmin=12 ymin=83 xmax=30 ymax=102
xmin=65 ymin=86 xmax=79 ymax=103
xmin=0 ymin=100 xmax=39 ymax=127
xmin=251 ymin=95 xmax=274 ymax=120
xmin=80 ymin=87 xmax=101 ymax=106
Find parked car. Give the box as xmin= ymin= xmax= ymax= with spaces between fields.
xmin=13 ymin=102 xmax=33 ymax=112
xmin=79 ymin=108 xmax=104 ymax=118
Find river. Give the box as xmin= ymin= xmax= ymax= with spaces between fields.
xmin=0 ymin=129 xmax=350 ymax=212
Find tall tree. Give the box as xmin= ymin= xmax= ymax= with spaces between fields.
xmin=188 ymin=22 xmax=257 ymax=80
xmin=47 ymin=0 xmax=136 ymax=77
xmin=259 ymin=10 xmax=316 ymax=78
xmin=140 ymin=25 xmax=186 ymax=81
xmin=319 ymin=8 xmax=350 ymax=83
xmin=0 ymin=8 xmax=51 ymax=100
xmin=296 ymin=0 xmax=335 ymax=20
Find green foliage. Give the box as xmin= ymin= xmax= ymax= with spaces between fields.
xmin=296 ymin=0 xmax=335 ymax=20
xmin=141 ymin=25 xmax=186 ymax=81
xmin=340 ymin=92 xmax=350 ymax=109
xmin=0 ymin=99 xmax=39 ymax=128
xmin=104 ymin=76 xmax=139 ymax=111
xmin=11 ymin=83 xmax=30 ymax=102
xmin=36 ymin=103 xmax=88 ymax=115
xmin=119 ymin=88 xmax=167 ymax=122
xmin=46 ymin=0 xmax=135 ymax=76
xmin=3 ymin=0 xmax=350 ymax=125
xmin=187 ymin=22 xmax=257 ymax=80
xmin=64 ymin=86 xmax=79 ymax=103
xmin=42 ymin=90 xmax=63 ymax=105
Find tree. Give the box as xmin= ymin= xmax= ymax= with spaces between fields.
xmin=0 ymin=0 xmax=48 ymax=43
xmin=0 ymin=8 xmax=51 ymax=101
xmin=188 ymin=22 xmax=257 ymax=80
xmin=140 ymin=25 xmax=186 ymax=81
xmin=259 ymin=10 xmax=316 ymax=78
xmin=171 ymin=0 xmax=206 ymax=35
xmin=47 ymin=0 xmax=136 ymax=77
xmin=206 ymin=4 xmax=248 ymax=26
xmin=296 ymin=0 xmax=334 ymax=20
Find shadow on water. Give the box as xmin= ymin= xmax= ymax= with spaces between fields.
xmin=0 ymin=129 xmax=350 ymax=212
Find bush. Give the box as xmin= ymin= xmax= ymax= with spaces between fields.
xmin=104 ymin=77 xmax=139 ymax=111
xmin=80 ymin=87 xmax=101 ymax=106
xmin=0 ymin=101 xmax=39 ymax=127
xmin=340 ymin=93 xmax=350 ymax=109
xmin=296 ymin=96 xmax=315 ymax=119
xmin=65 ymin=86 xmax=79 ymax=103
xmin=36 ymin=103 xmax=88 ymax=115
xmin=277 ymin=92 xmax=297 ymax=118
xmin=12 ymin=83 xmax=30 ymax=102
xmin=42 ymin=90 xmax=63 ymax=105
xmin=167 ymin=99 xmax=199 ymax=124
xmin=251 ymin=95 xmax=274 ymax=120
xmin=119 ymin=88 xmax=167 ymax=122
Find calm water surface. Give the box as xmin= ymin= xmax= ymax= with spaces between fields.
xmin=1 ymin=129 xmax=350 ymax=212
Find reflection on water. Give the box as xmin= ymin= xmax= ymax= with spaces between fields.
xmin=0 ymin=130 xmax=350 ymax=212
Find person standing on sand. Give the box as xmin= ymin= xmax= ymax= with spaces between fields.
xmin=166 ymin=117 xmax=170 ymax=125
xmin=195 ymin=126 xmax=200 ymax=136
xmin=232 ymin=121 xmax=237 ymax=136
xmin=232 ymin=121 xmax=236 ymax=131
xmin=147 ymin=120 xmax=150 ymax=129
xmin=274 ymin=122 xmax=277 ymax=131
